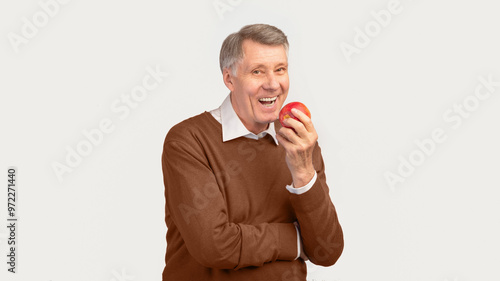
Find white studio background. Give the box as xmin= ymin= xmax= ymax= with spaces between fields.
xmin=1 ymin=0 xmax=499 ymax=281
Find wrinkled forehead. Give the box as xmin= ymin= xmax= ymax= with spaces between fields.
xmin=240 ymin=39 xmax=288 ymax=65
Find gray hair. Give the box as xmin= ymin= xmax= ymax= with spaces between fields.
xmin=219 ymin=24 xmax=289 ymax=76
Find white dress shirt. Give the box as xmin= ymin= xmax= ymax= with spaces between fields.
xmin=210 ymin=94 xmax=315 ymax=260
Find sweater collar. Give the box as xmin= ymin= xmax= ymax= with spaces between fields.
xmin=219 ymin=94 xmax=279 ymax=145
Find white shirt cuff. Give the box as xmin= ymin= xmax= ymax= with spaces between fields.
xmin=293 ymin=221 xmax=308 ymax=261
xmin=285 ymin=172 xmax=317 ymax=195
xmin=293 ymin=222 xmax=301 ymax=260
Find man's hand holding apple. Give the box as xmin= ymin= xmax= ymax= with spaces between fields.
xmin=276 ymin=106 xmax=318 ymax=188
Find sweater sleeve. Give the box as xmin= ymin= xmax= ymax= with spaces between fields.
xmin=162 ymin=138 xmax=298 ymax=270
xmin=289 ymin=142 xmax=344 ymax=266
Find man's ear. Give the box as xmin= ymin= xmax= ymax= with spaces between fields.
xmin=223 ymin=68 xmax=235 ymax=92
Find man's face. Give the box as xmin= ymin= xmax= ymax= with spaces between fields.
xmin=224 ymin=39 xmax=289 ymax=134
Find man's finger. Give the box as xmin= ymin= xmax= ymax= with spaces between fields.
xmin=282 ymin=118 xmax=308 ymax=139
xmin=278 ymin=126 xmax=300 ymax=145
xmin=284 ymin=112 xmax=313 ymax=139
xmin=291 ymin=108 xmax=314 ymax=132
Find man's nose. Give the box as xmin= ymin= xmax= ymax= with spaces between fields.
xmin=263 ymin=73 xmax=280 ymax=91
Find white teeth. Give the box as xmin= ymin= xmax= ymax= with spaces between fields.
xmin=259 ymin=96 xmax=278 ymax=102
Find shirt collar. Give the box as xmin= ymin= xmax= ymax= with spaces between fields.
xmin=220 ymin=94 xmax=279 ymax=145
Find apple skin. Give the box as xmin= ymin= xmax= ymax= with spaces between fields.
xmin=279 ymin=102 xmax=311 ymax=128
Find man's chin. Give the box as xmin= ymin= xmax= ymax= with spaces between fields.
xmin=258 ymin=116 xmax=279 ymax=126
xmin=253 ymin=109 xmax=280 ymax=126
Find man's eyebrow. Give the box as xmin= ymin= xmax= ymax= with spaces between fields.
xmin=247 ymin=62 xmax=288 ymax=69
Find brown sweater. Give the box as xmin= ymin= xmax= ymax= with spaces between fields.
xmin=161 ymin=112 xmax=343 ymax=280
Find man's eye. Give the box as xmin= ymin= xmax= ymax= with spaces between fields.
xmin=253 ymin=70 xmax=261 ymax=74
xmin=276 ymin=67 xmax=286 ymax=72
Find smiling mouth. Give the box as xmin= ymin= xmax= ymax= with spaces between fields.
xmin=258 ymin=96 xmax=278 ymax=107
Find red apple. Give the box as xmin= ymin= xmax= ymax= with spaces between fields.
xmin=279 ymin=102 xmax=311 ymax=128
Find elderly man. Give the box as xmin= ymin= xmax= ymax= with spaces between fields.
xmin=161 ymin=24 xmax=343 ymax=280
